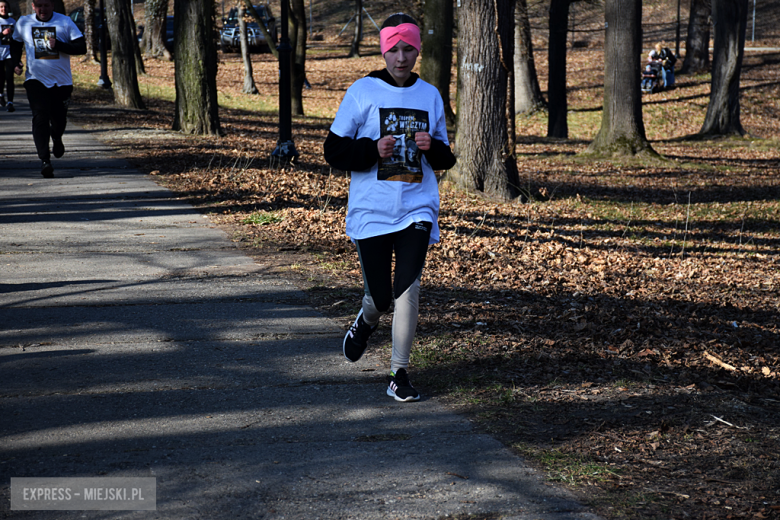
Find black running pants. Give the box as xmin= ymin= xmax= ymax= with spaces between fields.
xmin=0 ymin=59 xmax=14 ymax=102
xmin=355 ymin=221 xmax=432 ymax=312
xmin=24 ymin=79 xmax=72 ymax=162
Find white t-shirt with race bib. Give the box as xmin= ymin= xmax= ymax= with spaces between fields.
xmin=330 ymin=76 xmax=449 ymax=244
xmin=13 ymin=11 xmax=82 ymax=87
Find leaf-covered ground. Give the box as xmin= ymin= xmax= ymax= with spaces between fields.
xmin=65 ymin=11 xmax=780 ymax=519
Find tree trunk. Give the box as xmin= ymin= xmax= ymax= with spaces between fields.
xmin=420 ymin=0 xmax=455 ymax=126
xmin=6 ymin=0 xmax=25 ymax=17
xmin=348 ymin=0 xmax=362 ymax=58
xmin=239 ymin=4 xmax=258 ymax=94
xmin=514 ymin=0 xmax=545 ymax=114
xmin=586 ymin=0 xmax=652 ymax=156
xmin=681 ymin=0 xmax=711 ymax=73
xmin=83 ymin=0 xmax=99 ymax=63
xmin=699 ymin=0 xmax=747 ymax=136
xmin=449 ymin=0 xmax=520 ymax=201
xmin=105 ymin=0 xmax=145 ymax=109
xmin=141 ymin=0 xmax=171 ymax=60
xmin=173 ymin=0 xmax=220 ymax=135
xmin=243 ymin=0 xmax=278 ymax=60
xmin=547 ymin=0 xmax=571 ymax=138
xmin=289 ymin=0 xmax=307 ymax=116
xmin=131 ymin=14 xmax=145 ymax=76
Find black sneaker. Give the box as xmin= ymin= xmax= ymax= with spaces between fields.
xmin=41 ymin=161 xmax=54 ymax=178
xmin=53 ymin=138 xmax=65 ymax=158
xmin=343 ymin=309 xmax=377 ymax=362
xmin=6 ymin=102 xmax=14 ymax=112
xmin=387 ymin=368 xmax=420 ymax=402
xmin=0 ymin=95 xmax=5 ymax=107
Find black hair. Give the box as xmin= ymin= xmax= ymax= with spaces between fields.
xmin=381 ymin=13 xmax=418 ymax=30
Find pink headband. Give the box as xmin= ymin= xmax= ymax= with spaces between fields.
xmin=380 ymin=23 xmax=421 ymax=55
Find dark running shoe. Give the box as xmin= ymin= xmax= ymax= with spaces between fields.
xmin=343 ymin=309 xmax=377 ymax=362
xmin=41 ymin=161 xmax=54 ymax=178
xmin=387 ymin=368 xmax=420 ymax=402
xmin=53 ymin=138 xmax=65 ymax=158
xmin=0 ymin=95 xmax=5 ymax=107
xmin=6 ymin=101 xmax=14 ymax=112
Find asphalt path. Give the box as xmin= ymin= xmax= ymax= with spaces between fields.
xmin=0 ymin=93 xmax=602 ymax=520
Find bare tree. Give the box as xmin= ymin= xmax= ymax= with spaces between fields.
xmin=449 ymin=0 xmax=520 ymax=201
xmin=241 ymin=0 xmax=306 ymax=114
xmin=82 ymin=0 xmax=99 ymax=63
xmin=547 ymin=0 xmax=573 ymax=138
xmin=348 ymin=0 xmax=362 ymax=58
xmin=131 ymin=13 xmax=144 ymax=76
xmin=420 ymin=0 xmax=455 ymax=126
xmin=141 ymin=0 xmax=171 ymax=60
xmin=104 ymin=0 xmax=145 ymax=108
xmin=699 ymin=0 xmax=747 ymax=136
xmin=289 ymin=0 xmax=307 ymax=115
xmin=242 ymin=0 xmax=278 ymax=59
xmin=514 ymin=0 xmax=545 ymax=114
xmin=238 ymin=4 xmax=258 ymax=94
xmin=173 ymin=0 xmax=220 ymax=135
xmin=586 ymin=0 xmax=653 ymax=156
xmin=680 ymin=0 xmax=711 ymax=74
xmin=6 ymin=0 xmax=24 ymax=16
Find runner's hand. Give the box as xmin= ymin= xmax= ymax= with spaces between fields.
xmin=414 ymin=132 xmax=431 ymax=151
xmin=377 ymin=135 xmax=395 ymax=159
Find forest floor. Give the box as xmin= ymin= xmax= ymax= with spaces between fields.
xmin=60 ymin=5 xmax=780 ymax=519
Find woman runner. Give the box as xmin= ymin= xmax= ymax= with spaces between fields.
xmin=324 ymin=12 xmax=456 ymax=402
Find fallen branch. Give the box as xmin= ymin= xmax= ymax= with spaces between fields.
xmin=646 ymin=489 xmax=691 ymax=499
xmin=446 ymin=472 xmax=469 ymax=480
xmin=709 ymin=415 xmax=749 ymax=430
xmin=703 ymin=351 xmax=737 ymax=371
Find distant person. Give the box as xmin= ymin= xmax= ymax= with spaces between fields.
xmin=11 ymin=0 xmax=85 ymax=178
xmin=648 ymin=42 xmax=676 ymax=88
xmin=324 ymin=13 xmax=456 ymax=402
xmin=0 ymin=0 xmax=16 ymax=111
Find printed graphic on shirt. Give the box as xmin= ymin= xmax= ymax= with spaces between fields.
xmin=1 ymin=24 xmax=13 ymax=40
xmin=378 ymin=108 xmax=429 ymax=183
xmin=32 ymin=26 xmax=59 ymax=59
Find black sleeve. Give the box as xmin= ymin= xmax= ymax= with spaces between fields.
xmin=324 ymin=130 xmax=380 ymax=172
xmin=422 ymin=137 xmax=456 ymax=171
xmin=56 ymin=36 xmax=86 ymax=56
xmin=10 ymin=39 xmax=23 ymax=65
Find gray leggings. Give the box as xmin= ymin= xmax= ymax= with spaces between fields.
xmin=355 ymin=222 xmax=432 ymax=372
